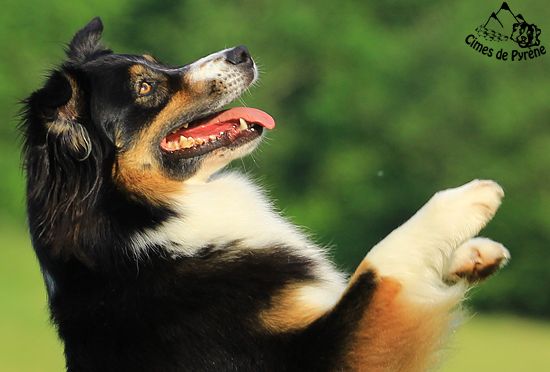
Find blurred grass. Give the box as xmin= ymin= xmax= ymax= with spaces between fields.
xmin=444 ymin=315 xmax=550 ymax=372
xmin=1 ymin=223 xmax=549 ymax=371
xmin=0 ymin=222 xmax=64 ymax=372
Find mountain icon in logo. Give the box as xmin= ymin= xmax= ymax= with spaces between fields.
xmin=484 ymin=2 xmax=517 ymax=33
xmin=475 ymin=2 xmax=541 ymax=48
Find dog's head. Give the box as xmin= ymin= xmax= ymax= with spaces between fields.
xmin=22 ymin=18 xmax=274 ymax=260
xmin=24 ymin=17 xmax=274 ymax=203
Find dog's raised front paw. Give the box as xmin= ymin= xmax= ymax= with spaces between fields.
xmin=422 ymin=179 xmax=504 ymax=246
xmin=445 ymin=237 xmax=510 ymax=284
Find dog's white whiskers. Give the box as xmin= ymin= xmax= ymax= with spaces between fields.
xmin=238 ymin=97 xmax=249 ymax=107
xmin=240 ymin=157 xmax=247 ymax=172
xmin=249 ymin=153 xmax=260 ymax=168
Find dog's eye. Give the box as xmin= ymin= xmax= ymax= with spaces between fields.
xmin=138 ymin=81 xmax=154 ymax=96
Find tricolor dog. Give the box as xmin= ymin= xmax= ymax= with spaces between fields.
xmin=21 ymin=18 xmax=509 ymax=371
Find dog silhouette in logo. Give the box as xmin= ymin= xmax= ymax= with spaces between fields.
xmin=511 ymin=17 xmax=541 ymax=48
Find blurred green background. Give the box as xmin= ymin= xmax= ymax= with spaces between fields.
xmin=1 ymin=0 xmax=549 ymax=370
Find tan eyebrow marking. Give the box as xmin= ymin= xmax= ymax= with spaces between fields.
xmin=142 ymin=54 xmax=158 ymax=63
xmin=129 ymin=64 xmax=149 ymax=79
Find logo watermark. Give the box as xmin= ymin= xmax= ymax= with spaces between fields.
xmin=465 ymin=2 xmax=545 ymax=61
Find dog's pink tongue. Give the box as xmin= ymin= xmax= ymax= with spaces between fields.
xmin=174 ymin=107 xmax=275 ymax=139
xmin=204 ymin=107 xmax=275 ymax=129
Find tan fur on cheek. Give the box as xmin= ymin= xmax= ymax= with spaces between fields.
xmin=345 ymin=268 xmax=457 ymax=372
xmin=112 ymin=85 xmax=197 ymax=202
xmin=139 ymin=89 xmax=193 ymax=145
xmin=113 ymin=152 xmax=182 ymax=204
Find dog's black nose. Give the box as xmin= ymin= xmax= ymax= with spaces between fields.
xmin=225 ymin=45 xmax=251 ymax=65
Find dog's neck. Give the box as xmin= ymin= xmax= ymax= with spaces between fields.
xmin=131 ymin=171 xmax=311 ymax=256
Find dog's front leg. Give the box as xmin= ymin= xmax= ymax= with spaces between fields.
xmin=341 ymin=179 xmax=508 ymax=371
xmin=292 ymin=180 xmax=508 ymax=371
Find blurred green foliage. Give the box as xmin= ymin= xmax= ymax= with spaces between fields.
xmin=1 ymin=0 xmax=549 ymax=334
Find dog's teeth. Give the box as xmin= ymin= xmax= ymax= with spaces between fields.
xmin=184 ymin=137 xmax=195 ymax=148
xmin=196 ymin=138 xmax=205 ymax=145
xmin=176 ymin=137 xmax=190 ymax=149
xmin=209 ymin=135 xmax=217 ymax=141
xmin=220 ymin=131 xmax=225 ymax=136
xmin=239 ymin=118 xmax=248 ymax=131
xmin=182 ymin=123 xmax=189 ymax=129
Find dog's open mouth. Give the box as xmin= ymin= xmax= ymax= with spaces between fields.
xmin=160 ymin=107 xmax=275 ymax=157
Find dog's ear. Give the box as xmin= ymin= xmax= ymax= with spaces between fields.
xmin=29 ymin=70 xmax=92 ymax=161
xmin=66 ymin=17 xmax=111 ymax=63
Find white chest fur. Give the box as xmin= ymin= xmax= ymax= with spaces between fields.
xmin=130 ymin=171 xmax=346 ymax=307
xmin=131 ymin=172 xmax=311 ymax=255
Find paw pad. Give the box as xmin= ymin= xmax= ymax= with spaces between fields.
xmin=446 ymin=237 xmax=510 ymax=284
